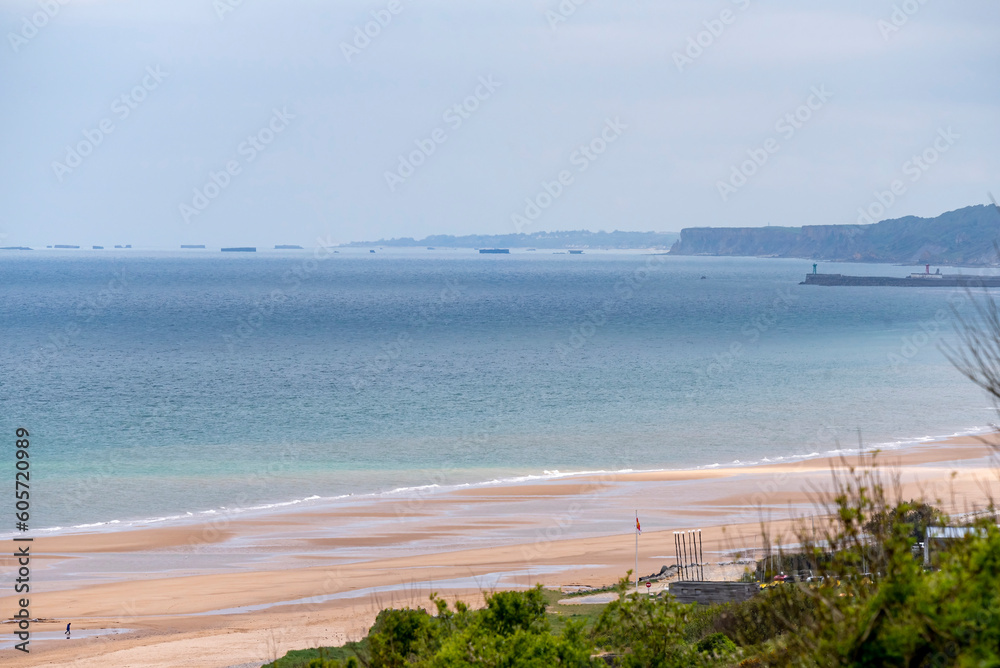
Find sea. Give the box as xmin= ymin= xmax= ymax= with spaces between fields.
xmin=1 ymin=249 xmax=995 ymax=535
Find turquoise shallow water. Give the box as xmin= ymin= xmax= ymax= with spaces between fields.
xmin=0 ymin=250 xmax=993 ymax=533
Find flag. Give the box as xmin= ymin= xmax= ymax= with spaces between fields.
xmin=636 ymin=516 xmax=641 ymax=534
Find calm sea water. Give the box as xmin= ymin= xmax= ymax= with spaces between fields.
xmin=0 ymin=250 xmax=993 ymax=532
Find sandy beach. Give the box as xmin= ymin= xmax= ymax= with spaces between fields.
xmin=2 ymin=437 xmax=997 ymax=667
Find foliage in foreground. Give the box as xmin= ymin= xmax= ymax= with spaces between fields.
xmin=267 ymin=460 xmax=1000 ymax=667
xmin=760 ymin=482 xmax=1000 ymax=666
xmin=269 ymin=587 xmax=594 ymax=667
xmin=593 ymin=575 xmax=738 ymax=667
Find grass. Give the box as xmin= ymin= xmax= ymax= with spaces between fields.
xmin=263 ymin=640 xmax=365 ymax=668
xmin=540 ymin=587 xmax=607 ymax=635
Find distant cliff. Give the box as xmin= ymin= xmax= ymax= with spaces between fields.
xmin=345 ymin=230 xmax=678 ymax=250
xmin=670 ymin=205 xmax=1000 ymax=265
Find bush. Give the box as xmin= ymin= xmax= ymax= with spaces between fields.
xmin=367 ymin=607 xmax=442 ymax=667
xmin=593 ymin=573 xmax=734 ymax=667
xmin=695 ymin=632 xmax=737 ymax=655
xmin=752 ymin=460 xmax=1000 ymax=667
xmin=306 ymin=658 xmax=358 ymax=668
xmin=300 ymin=586 xmax=595 ymax=667
xmin=431 ymin=586 xmax=593 ymax=667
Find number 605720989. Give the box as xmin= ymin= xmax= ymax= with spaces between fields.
xmin=15 ymin=428 xmax=29 ymax=530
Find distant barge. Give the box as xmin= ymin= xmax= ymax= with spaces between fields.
xmin=803 ymin=264 xmax=1000 ymax=287
xmin=479 ymin=248 xmax=510 ymax=254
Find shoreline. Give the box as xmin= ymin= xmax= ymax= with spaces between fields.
xmin=2 ymin=434 xmax=997 ymax=666
xmin=9 ymin=423 xmax=994 ymax=542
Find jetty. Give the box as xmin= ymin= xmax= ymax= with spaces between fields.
xmin=803 ymin=264 xmax=1000 ymax=287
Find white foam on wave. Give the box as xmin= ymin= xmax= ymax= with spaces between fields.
xmin=143 ymin=512 xmax=196 ymax=525
xmin=72 ymin=520 xmax=121 ymax=529
xmin=381 ymin=484 xmax=440 ymax=496
xmin=8 ymin=424 xmax=993 ymax=540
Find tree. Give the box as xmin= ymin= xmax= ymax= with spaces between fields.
xmin=593 ymin=573 xmax=731 ymax=667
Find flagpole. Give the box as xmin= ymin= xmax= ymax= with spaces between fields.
xmin=634 ymin=510 xmax=638 ymax=592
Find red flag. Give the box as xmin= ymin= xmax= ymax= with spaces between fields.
xmin=636 ymin=516 xmax=641 ymax=534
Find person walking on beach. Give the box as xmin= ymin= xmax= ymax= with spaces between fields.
xmin=65 ymin=622 xmax=71 ymax=638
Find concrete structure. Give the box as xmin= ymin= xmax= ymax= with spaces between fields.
xmin=668 ymin=581 xmax=758 ymax=605
xmin=924 ymin=526 xmax=985 ymax=566
xmin=803 ymin=273 xmax=1000 ymax=287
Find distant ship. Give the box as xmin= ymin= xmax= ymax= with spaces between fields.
xmin=803 ymin=264 xmax=1000 ymax=287
xmin=479 ymin=248 xmax=510 ymax=254
xmin=275 ymin=245 xmax=303 ymax=250
xmin=54 ymin=245 xmax=80 ymax=249
xmin=92 ymin=246 xmax=104 ymax=250
xmin=221 ymin=247 xmax=256 ymax=252
xmin=181 ymin=244 xmax=206 ymax=249
xmin=568 ymin=250 xmax=584 ymax=254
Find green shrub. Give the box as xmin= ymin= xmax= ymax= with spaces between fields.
xmin=695 ymin=632 xmax=737 ymax=655
xmin=366 ymin=607 xmax=442 ymax=667
xmin=750 ymin=461 xmax=1000 ymax=667
xmin=593 ymin=573 xmax=733 ymax=667
xmin=478 ymin=587 xmax=548 ymax=636
xmin=429 ymin=586 xmax=593 ymax=667
xmin=305 ymin=658 xmax=358 ymax=668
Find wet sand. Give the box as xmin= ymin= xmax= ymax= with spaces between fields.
xmin=1 ymin=437 xmax=996 ymax=667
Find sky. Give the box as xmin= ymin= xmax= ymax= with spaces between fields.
xmin=1 ymin=0 xmax=997 ymax=248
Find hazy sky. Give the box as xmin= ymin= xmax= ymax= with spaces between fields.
xmin=1 ymin=1 xmax=997 ymax=248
